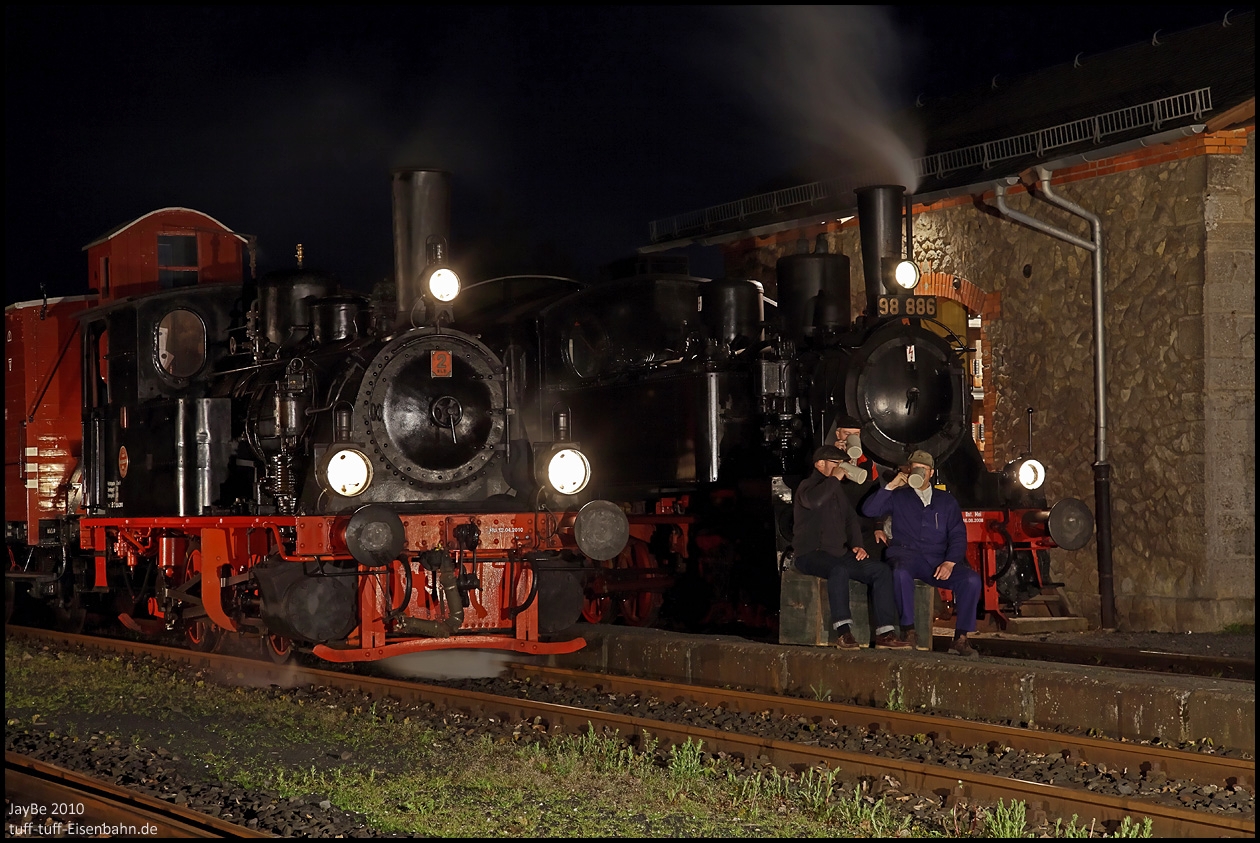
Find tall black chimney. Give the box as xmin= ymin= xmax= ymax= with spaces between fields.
xmin=855 ymin=185 xmax=906 ymax=317
xmin=392 ymin=169 xmax=451 ymax=329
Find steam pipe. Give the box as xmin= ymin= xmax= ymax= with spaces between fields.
xmin=992 ymin=175 xmax=1114 ymax=629
xmin=905 ymin=194 xmax=913 ymax=261
xmin=401 ymin=558 xmax=464 ymax=637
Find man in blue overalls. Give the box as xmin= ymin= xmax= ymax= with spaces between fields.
xmin=862 ymin=449 xmax=982 ymax=657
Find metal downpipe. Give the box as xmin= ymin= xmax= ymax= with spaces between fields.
xmin=992 ymin=177 xmax=1115 ymax=629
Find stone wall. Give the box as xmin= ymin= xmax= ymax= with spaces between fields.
xmin=1202 ymin=133 xmax=1256 ymax=630
xmin=721 ymin=130 xmax=1255 ymax=632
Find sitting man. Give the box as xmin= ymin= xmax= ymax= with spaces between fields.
xmin=829 ymin=413 xmax=892 ymax=563
xmin=793 ymin=445 xmax=910 ymax=650
xmin=861 ymin=449 xmax=982 ymax=658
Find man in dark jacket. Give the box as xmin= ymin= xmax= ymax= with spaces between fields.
xmin=793 ymin=445 xmax=910 ymax=650
xmin=861 ymin=449 xmax=982 ymax=657
xmin=829 ymin=413 xmax=891 ymax=562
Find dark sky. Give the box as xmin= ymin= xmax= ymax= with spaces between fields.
xmin=4 ymin=5 xmax=1248 ymax=305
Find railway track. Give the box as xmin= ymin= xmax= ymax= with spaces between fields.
xmin=5 ymin=752 xmax=274 ymax=838
xmin=6 ymin=625 xmax=1254 ymax=837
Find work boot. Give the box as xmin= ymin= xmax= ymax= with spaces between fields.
xmin=873 ymin=631 xmax=912 ymax=649
xmin=902 ymin=625 xmax=932 ymax=650
xmin=834 ymin=630 xmax=861 ymax=650
xmin=948 ymin=634 xmax=979 ymax=658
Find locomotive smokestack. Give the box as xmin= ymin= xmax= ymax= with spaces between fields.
xmin=392 ymin=169 xmax=451 ymax=328
xmin=855 ymin=185 xmax=905 ymax=317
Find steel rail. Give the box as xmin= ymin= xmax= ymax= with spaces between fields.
xmin=507 ymin=664 xmax=1255 ymax=790
xmin=8 ymin=626 xmax=1254 ymax=837
xmin=5 ymin=752 xmax=275 ymax=838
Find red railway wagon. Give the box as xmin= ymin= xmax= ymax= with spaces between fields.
xmin=5 ymin=296 xmax=91 ymax=554
xmin=84 ymin=207 xmax=248 ymax=302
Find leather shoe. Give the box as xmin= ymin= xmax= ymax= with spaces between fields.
xmin=903 ymin=629 xmax=931 ymax=651
xmin=874 ymin=631 xmax=911 ymax=649
xmin=834 ymin=630 xmax=861 ymax=650
xmin=948 ymin=634 xmax=979 ymax=658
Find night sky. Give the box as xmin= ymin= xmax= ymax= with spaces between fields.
xmin=4 ymin=5 xmax=1248 ymax=306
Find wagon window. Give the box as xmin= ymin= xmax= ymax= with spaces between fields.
xmin=158 ymin=234 xmax=199 ymax=288
xmin=156 ymin=308 xmax=206 ymax=378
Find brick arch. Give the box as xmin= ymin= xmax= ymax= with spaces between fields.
xmin=918 ymin=271 xmax=990 ymax=316
xmin=914 ymin=271 xmax=1001 ymax=469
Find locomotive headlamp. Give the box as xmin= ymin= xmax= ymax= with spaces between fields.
xmin=543 ymin=447 xmax=591 ymax=496
xmin=325 ymin=447 xmax=373 ymax=496
xmin=882 ymin=257 xmax=921 ymax=291
xmin=1004 ymin=408 xmax=1046 ymax=491
xmin=1005 ymin=456 xmax=1046 ymax=491
xmin=426 ymin=267 xmax=461 ymax=302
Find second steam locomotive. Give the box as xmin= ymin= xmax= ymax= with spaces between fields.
xmin=460 ymin=183 xmax=1095 ymax=632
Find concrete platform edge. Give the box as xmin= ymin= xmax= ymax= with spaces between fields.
xmin=546 ymin=625 xmax=1256 ymax=754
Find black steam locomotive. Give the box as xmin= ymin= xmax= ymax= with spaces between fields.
xmin=8 ymin=170 xmax=632 ymax=662
xmin=458 ymin=184 xmax=1094 ymax=633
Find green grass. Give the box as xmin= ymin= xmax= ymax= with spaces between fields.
xmin=4 ymin=639 xmax=1156 ymax=837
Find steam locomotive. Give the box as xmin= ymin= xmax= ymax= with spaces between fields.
xmin=5 ymin=171 xmax=631 ymax=662
xmin=5 ymin=173 xmax=1093 ymax=659
xmin=457 ymin=184 xmax=1095 ymax=633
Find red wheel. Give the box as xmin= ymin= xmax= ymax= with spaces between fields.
xmin=184 ymin=617 xmax=220 ymax=652
xmin=262 ymin=633 xmax=294 ymax=664
xmin=617 ymin=539 xmax=662 ymax=628
xmin=581 ymin=593 xmax=614 ymax=624
xmin=179 ymin=544 xmax=219 ymax=651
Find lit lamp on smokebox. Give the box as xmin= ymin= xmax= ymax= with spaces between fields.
xmin=1004 ymin=407 xmax=1047 ymax=491
xmin=881 ymin=256 xmax=921 ymax=292
xmin=317 ymin=403 xmax=374 ymax=498
xmin=1005 ymin=455 xmax=1047 ymax=491
xmin=420 ymin=235 xmax=461 ymax=325
xmin=534 ymin=405 xmax=592 ymax=496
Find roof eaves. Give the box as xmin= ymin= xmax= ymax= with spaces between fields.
xmin=81 ymin=207 xmax=249 ymax=251
xmin=640 ymin=124 xmax=1209 ymax=253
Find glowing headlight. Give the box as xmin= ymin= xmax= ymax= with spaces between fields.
xmin=893 ymin=259 xmax=921 ymax=290
xmin=427 ymin=267 xmax=461 ymax=302
xmin=546 ymin=448 xmax=591 ymax=495
xmin=1015 ymin=458 xmax=1046 ymax=490
xmin=326 ymin=448 xmax=373 ymax=496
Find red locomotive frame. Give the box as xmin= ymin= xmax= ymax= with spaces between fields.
xmin=961 ymin=508 xmax=1061 ymax=626
xmin=78 ymin=513 xmax=588 ymax=661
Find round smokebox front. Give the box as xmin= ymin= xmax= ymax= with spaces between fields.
xmin=357 ymin=330 xmax=506 ymax=489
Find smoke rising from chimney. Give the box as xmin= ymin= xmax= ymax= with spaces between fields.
xmin=713 ymin=6 xmax=924 ymax=192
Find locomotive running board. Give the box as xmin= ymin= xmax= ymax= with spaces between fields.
xmin=312 ymin=635 xmax=587 ymax=663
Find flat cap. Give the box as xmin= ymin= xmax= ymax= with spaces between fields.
xmin=813 ymin=445 xmax=846 ymax=462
